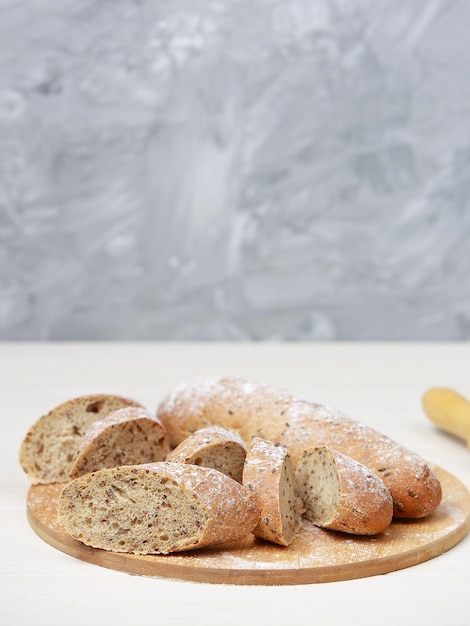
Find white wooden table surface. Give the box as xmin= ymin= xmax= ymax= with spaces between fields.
xmin=2 ymin=342 xmax=470 ymax=626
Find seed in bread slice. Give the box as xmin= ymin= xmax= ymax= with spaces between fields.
xmin=242 ymin=437 xmax=303 ymax=546
xmin=19 ymin=394 xmax=143 ymax=484
xmin=58 ymin=462 xmax=260 ymax=554
xmin=295 ymin=445 xmax=393 ymax=535
xmin=69 ymin=407 xmax=169 ymax=479
xmin=167 ymin=426 xmax=247 ymax=482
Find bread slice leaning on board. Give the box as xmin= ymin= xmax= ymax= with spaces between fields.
xmin=157 ymin=377 xmax=442 ymax=519
xmin=19 ymin=394 xmax=144 ymax=484
xmin=69 ymin=407 xmax=169 ymax=479
xmin=58 ymin=462 xmax=260 ymax=555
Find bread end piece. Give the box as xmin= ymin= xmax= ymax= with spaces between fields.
xmin=58 ymin=462 xmax=260 ymax=554
xmin=295 ymin=446 xmax=393 ymax=535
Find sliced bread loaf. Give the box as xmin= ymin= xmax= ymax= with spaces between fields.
xmin=58 ymin=462 xmax=260 ymax=554
xmin=295 ymin=445 xmax=393 ymax=535
xmin=69 ymin=407 xmax=169 ymax=479
xmin=19 ymin=394 xmax=143 ymax=484
xmin=242 ymin=437 xmax=303 ymax=546
xmin=167 ymin=426 xmax=247 ymax=482
xmin=157 ymin=376 xmax=442 ymax=519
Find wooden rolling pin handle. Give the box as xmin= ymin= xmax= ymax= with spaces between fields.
xmin=422 ymin=387 xmax=470 ymax=448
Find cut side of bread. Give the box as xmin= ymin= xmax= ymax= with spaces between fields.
xmin=295 ymin=446 xmax=393 ymax=535
xmin=242 ymin=438 xmax=303 ymax=546
xmin=167 ymin=426 xmax=247 ymax=483
xmin=19 ymin=394 xmax=143 ymax=484
xmin=58 ymin=462 xmax=260 ymax=554
xmin=69 ymin=407 xmax=169 ymax=479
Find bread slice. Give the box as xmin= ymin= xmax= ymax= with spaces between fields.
xmin=58 ymin=462 xmax=260 ymax=554
xmin=69 ymin=407 xmax=169 ymax=479
xmin=295 ymin=445 xmax=393 ymax=535
xmin=19 ymin=394 xmax=143 ymax=484
xmin=242 ymin=437 xmax=303 ymax=546
xmin=167 ymin=426 xmax=247 ymax=483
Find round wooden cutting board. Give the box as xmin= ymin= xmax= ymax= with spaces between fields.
xmin=27 ymin=465 xmax=470 ymax=585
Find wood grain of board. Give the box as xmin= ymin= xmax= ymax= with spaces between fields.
xmin=27 ymin=465 xmax=470 ymax=585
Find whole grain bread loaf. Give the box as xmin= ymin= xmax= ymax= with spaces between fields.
xmin=295 ymin=445 xmax=393 ymax=535
xmin=242 ymin=438 xmax=303 ymax=546
xmin=20 ymin=394 xmax=143 ymax=484
xmin=58 ymin=462 xmax=260 ymax=554
xmin=157 ymin=377 xmax=442 ymax=519
xmin=69 ymin=407 xmax=169 ymax=479
xmin=167 ymin=426 xmax=247 ymax=483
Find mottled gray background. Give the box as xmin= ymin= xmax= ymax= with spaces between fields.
xmin=1 ymin=0 xmax=469 ymax=341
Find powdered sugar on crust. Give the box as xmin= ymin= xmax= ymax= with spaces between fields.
xmin=245 ymin=438 xmax=287 ymax=463
xmin=161 ymin=377 xmax=227 ymax=416
xmin=334 ymin=450 xmax=393 ymax=514
xmin=161 ymin=377 xmax=292 ymax=418
xmin=182 ymin=425 xmax=246 ymax=447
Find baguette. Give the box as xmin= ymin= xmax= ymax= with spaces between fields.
xmin=167 ymin=426 xmax=247 ymax=483
xmin=58 ymin=462 xmax=260 ymax=554
xmin=157 ymin=377 xmax=442 ymax=519
xmin=295 ymin=446 xmax=393 ymax=535
xmin=69 ymin=407 xmax=169 ymax=479
xmin=20 ymin=394 xmax=143 ymax=484
xmin=242 ymin=438 xmax=303 ymax=546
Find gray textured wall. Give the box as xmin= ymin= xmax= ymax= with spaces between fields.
xmin=1 ymin=0 xmax=469 ymax=341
